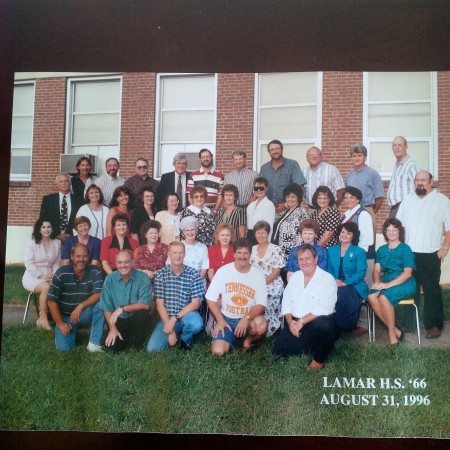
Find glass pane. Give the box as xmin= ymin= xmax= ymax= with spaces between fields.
xmin=368 ymin=103 xmax=431 ymax=137
xmin=161 ymin=110 xmax=214 ymax=141
xmin=368 ymin=72 xmax=431 ymax=101
xmin=260 ymin=106 xmax=317 ymax=139
xmin=10 ymin=149 xmax=31 ymax=175
xmin=73 ymin=80 xmax=120 ymax=112
xmin=260 ymin=142 xmax=312 ymax=170
xmin=72 ymin=113 xmax=119 ymax=144
xmin=370 ymin=141 xmax=429 ymax=172
xmin=162 ymin=76 xmax=215 ymax=109
xmin=13 ymin=84 xmax=34 ymax=115
xmin=260 ymin=72 xmax=317 ymax=105
xmin=11 ymin=116 xmax=33 ymax=146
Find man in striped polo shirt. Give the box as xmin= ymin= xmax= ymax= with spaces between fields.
xmin=187 ymin=148 xmax=224 ymax=212
xmin=387 ymin=136 xmax=420 ymax=218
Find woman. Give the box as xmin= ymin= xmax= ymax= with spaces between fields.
xmin=22 ymin=218 xmax=61 ymax=330
xmin=368 ymin=218 xmax=416 ymax=346
xmin=133 ymin=220 xmax=168 ymax=282
xmin=309 ymin=185 xmax=342 ymax=249
xmin=179 ymin=216 xmax=209 ymax=288
xmin=207 ymin=223 xmax=236 ymax=282
xmin=215 ymin=184 xmax=246 ymax=239
xmin=271 ymin=183 xmax=308 ymax=263
xmin=180 ymin=185 xmax=215 ymax=246
xmin=71 ymin=156 xmax=95 ymax=204
xmin=61 ymin=216 xmax=101 ymax=266
xmin=100 ymin=213 xmax=139 ymax=274
xmin=250 ymin=220 xmax=284 ymax=337
xmin=246 ymin=176 xmax=275 ymax=246
xmin=327 ymin=222 xmax=369 ymax=331
xmin=154 ymin=193 xmax=181 ymax=245
xmin=286 ymin=219 xmax=328 ymax=281
xmin=75 ymin=184 xmax=109 ymax=239
xmin=106 ymin=186 xmax=133 ymax=236
xmin=130 ymin=187 xmax=157 ymax=243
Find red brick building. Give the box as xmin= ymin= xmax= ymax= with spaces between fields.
xmin=8 ymin=71 xmax=450 ymax=280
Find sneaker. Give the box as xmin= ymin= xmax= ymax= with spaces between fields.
xmin=87 ymin=342 xmax=103 ymax=353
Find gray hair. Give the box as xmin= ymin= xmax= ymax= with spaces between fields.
xmin=56 ymin=172 xmax=71 ymax=184
xmin=173 ymin=153 xmax=187 ymax=164
xmin=350 ymin=144 xmax=367 ymax=157
xmin=180 ymin=216 xmax=199 ymax=231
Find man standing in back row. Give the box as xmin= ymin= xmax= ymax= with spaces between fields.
xmin=95 ymin=157 xmax=126 ymax=207
xmin=260 ymin=139 xmax=306 ymax=213
xmin=124 ymin=157 xmax=159 ymax=210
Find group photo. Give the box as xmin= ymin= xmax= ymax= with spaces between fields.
xmin=2 ymin=69 xmax=450 ymax=439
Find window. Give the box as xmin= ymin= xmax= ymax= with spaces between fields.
xmin=155 ymin=74 xmax=217 ymax=176
xmin=10 ymin=82 xmax=35 ymax=181
xmin=255 ymin=72 xmax=322 ymax=170
xmin=363 ymin=72 xmax=437 ymax=178
xmin=66 ymin=77 xmax=121 ymax=172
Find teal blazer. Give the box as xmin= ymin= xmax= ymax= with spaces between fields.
xmin=327 ymin=244 xmax=369 ymax=299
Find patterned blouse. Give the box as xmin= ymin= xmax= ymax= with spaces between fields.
xmin=180 ymin=205 xmax=215 ymax=247
xmin=309 ymin=207 xmax=342 ymax=249
xmin=215 ymin=206 xmax=247 ymax=239
xmin=133 ymin=242 xmax=169 ymax=273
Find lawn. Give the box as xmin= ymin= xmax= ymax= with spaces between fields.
xmin=1 ymin=265 xmax=450 ymax=437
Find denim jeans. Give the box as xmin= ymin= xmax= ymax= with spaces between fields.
xmin=147 ymin=311 xmax=203 ymax=352
xmin=55 ymin=302 xmax=105 ymax=352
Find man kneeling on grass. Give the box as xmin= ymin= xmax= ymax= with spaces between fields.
xmin=99 ymin=250 xmax=152 ymax=352
xmin=274 ymin=244 xmax=339 ymax=370
xmin=47 ymin=243 xmax=104 ymax=352
xmin=206 ymin=238 xmax=267 ymax=355
xmin=147 ymin=241 xmax=204 ymax=352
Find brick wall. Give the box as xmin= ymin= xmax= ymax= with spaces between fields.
xmin=438 ymin=72 xmax=450 ymax=198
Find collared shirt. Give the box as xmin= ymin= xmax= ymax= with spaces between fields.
xmin=386 ymin=155 xmax=420 ymax=206
xmin=281 ymin=266 xmax=337 ymax=318
xmin=123 ymin=175 xmax=160 ymax=209
xmin=342 ymin=204 xmax=374 ymax=252
xmin=154 ymin=264 xmax=204 ymax=316
xmin=48 ymin=264 xmax=103 ymax=316
xmin=224 ymin=167 xmax=258 ymax=206
xmin=346 ymin=165 xmax=384 ymax=206
xmin=303 ymin=162 xmax=345 ymax=205
xmin=99 ymin=268 xmax=152 ymax=318
xmin=397 ymin=189 xmax=450 ymax=253
xmin=286 ymin=242 xmax=328 ymax=272
xmin=187 ymin=167 xmax=224 ymax=206
xmin=94 ymin=173 xmax=126 ymax=206
xmin=260 ymin=157 xmax=306 ymax=204
xmin=246 ymin=196 xmax=276 ymax=241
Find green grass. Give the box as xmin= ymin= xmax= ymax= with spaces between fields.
xmin=3 ymin=265 xmax=27 ymax=305
xmin=1 ymin=325 xmax=449 ymax=437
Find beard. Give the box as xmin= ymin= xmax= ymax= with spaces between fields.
xmin=415 ymin=187 xmax=427 ymax=196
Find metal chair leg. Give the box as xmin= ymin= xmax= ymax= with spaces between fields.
xmin=23 ymin=291 xmax=38 ymax=324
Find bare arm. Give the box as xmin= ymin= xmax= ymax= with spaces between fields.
xmin=70 ymin=292 xmax=101 ymax=324
xmin=373 ymin=197 xmax=384 ymax=214
xmin=265 ymin=267 xmax=281 ymax=285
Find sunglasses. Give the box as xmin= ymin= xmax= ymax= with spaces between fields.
xmin=253 ymin=186 xmax=265 ymax=191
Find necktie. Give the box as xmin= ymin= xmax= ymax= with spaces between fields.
xmin=60 ymin=195 xmax=68 ymax=234
xmin=177 ymin=175 xmax=183 ymax=207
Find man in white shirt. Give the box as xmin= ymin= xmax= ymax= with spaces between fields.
xmin=397 ymin=171 xmax=450 ymax=339
xmin=95 ymin=158 xmax=126 ymax=206
xmin=387 ymin=136 xmax=420 ymax=218
xmin=273 ymin=244 xmax=339 ymax=370
xmin=206 ymin=239 xmax=267 ymax=355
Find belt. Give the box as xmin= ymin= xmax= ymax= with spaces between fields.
xmin=364 ymin=204 xmax=375 ymax=208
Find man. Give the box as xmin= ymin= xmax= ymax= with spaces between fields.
xmin=303 ymin=146 xmax=345 ymax=208
xmin=223 ymin=150 xmax=258 ymax=208
xmin=95 ymin=157 xmax=126 ymax=206
xmin=397 ymin=171 xmax=450 ymax=339
xmin=156 ymin=153 xmax=190 ymax=210
xmin=187 ymin=148 xmax=224 ymax=212
xmin=273 ymin=244 xmax=339 ymax=370
xmin=147 ymin=241 xmax=204 ymax=352
xmin=386 ymin=136 xmax=420 ymax=218
xmin=39 ymin=173 xmax=82 ymax=244
xmin=345 ymin=144 xmax=384 ymax=223
xmin=123 ymin=157 xmax=159 ymax=209
xmin=47 ymin=243 xmax=104 ymax=352
xmin=99 ymin=250 xmax=152 ymax=351
xmin=259 ymin=139 xmax=306 ymax=213
xmin=206 ymin=238 xmax=267 ymax=355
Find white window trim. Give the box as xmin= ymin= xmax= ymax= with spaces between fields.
xmin=154 ymin=73 xmax=218 ymax=178
xmin=10 ymin=81 xmax=35 ymax=182
xmin=253 ymin=72 xmax=323 ymax=171
xmin=64 ymin=75 xmax=123 ymax=154
xmin=363 ymin=71 xmax=438 ymax=180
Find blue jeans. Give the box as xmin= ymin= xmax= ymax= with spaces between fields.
xmin=55 ymin=302 xmax=105 ymax=352
xmin=147 ymin=311 xmax=203 ymax=352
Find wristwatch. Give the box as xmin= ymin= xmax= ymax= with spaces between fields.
xmin=245 ymin=314 xmax=250 ymax=320
xmin=119 ymin=304 xmax=126 ymax=313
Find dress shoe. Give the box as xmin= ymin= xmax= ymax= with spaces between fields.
xmin=306 ymin=360 xmax=324 ymax=371
xmin=425 ymin=327 xmax=441 ymax=339
xmin=179 ymin=340 xmax=192 ymax=350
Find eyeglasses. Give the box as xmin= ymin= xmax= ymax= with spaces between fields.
xmin=253 ymin=186 xmax=265 ymax=191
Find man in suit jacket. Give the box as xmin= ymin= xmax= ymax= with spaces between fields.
xmin=156 ymin=153 xmax=190 ymax=211
xmin=40 ymin=173 xmax=82 ymax=244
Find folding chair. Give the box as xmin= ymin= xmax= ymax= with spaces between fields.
xmin=23 ymin=291 xmax=39 ymax=324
